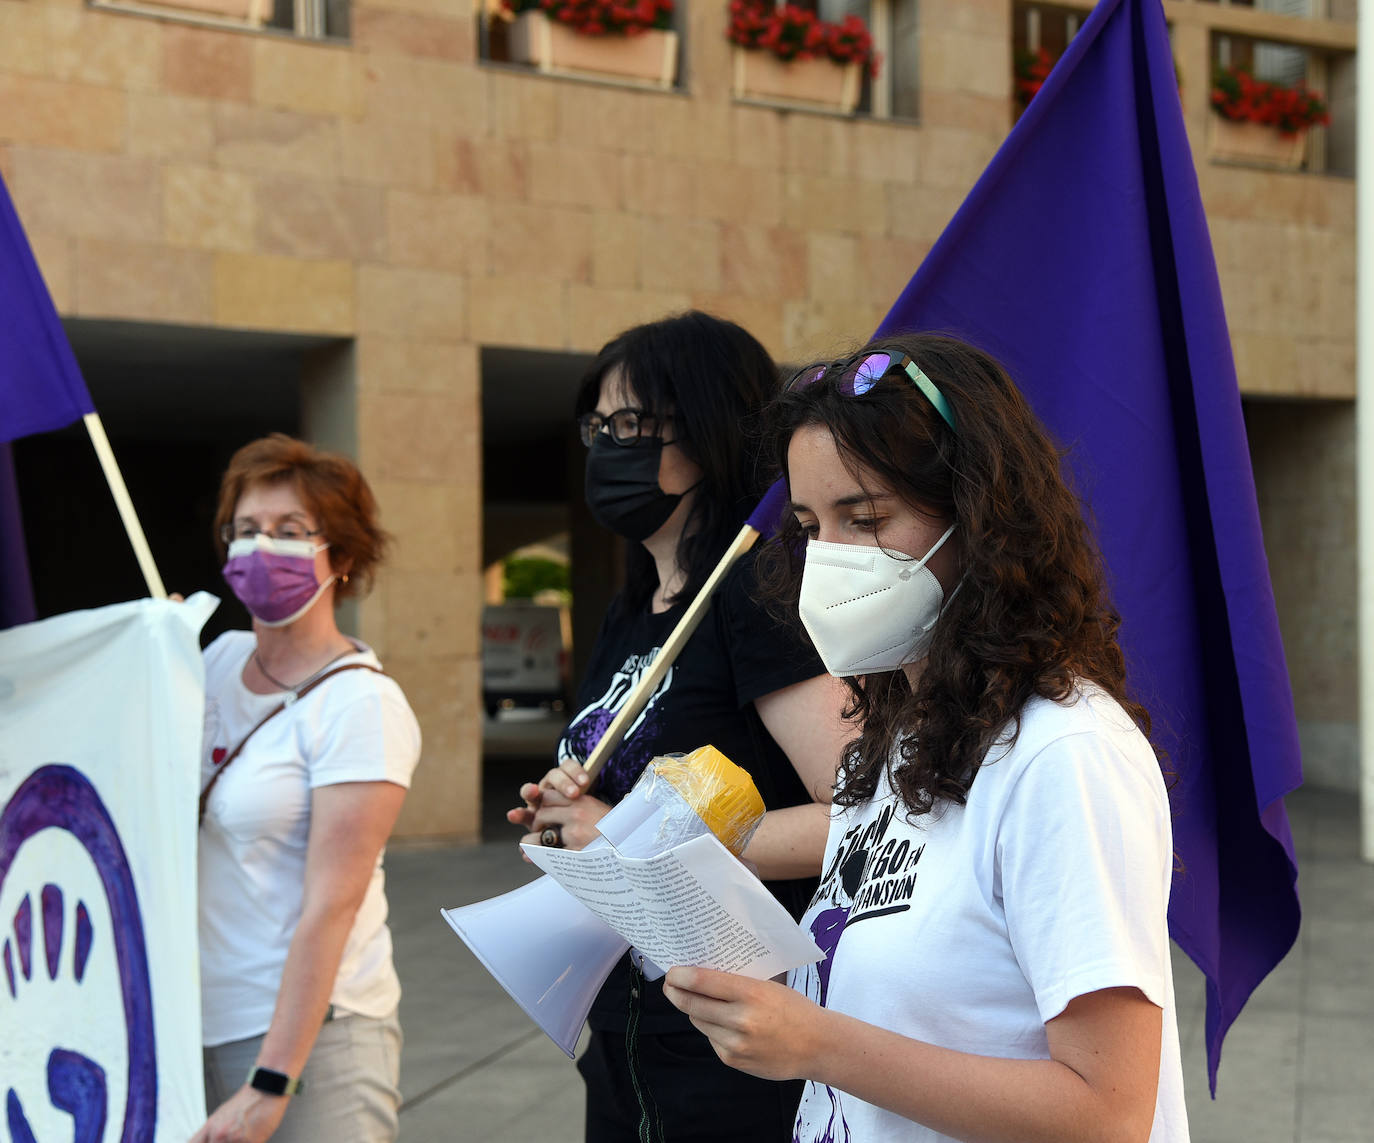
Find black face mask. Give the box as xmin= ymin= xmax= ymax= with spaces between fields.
xmin=583 ymin=434 xmax=684 ymax=542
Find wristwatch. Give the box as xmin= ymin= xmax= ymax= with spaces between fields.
xmin=246 ymin=1066 xmax=304 ymax=1096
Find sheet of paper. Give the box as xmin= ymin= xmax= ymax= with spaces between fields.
xmin=523 ymin=832 xmax=822 ymax=981
xmin=522 ymin=844 xmax=662 ymax=954
xmin=589 ymin=783 xmax=666 ymax=857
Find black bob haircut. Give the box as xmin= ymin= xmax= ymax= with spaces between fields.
xmin=574 ymin=310 xmax=781 ymax=614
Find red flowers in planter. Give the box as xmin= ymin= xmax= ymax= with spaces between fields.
xmin=1211 ymin=64 xmax=1329 ymax=135
xmin=1014 ymin=47 xmax=1055 ymax=106
xmin=728 ymin=1 xmax=880 ymax=78
xmin=506 ymin=0 xmax=673 ymax=36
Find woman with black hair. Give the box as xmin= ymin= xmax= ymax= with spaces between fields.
xmin=662 ymin=335 xmax=1190 ymax=1143
xmin=507 ymin=311 xmax=849 ymax=1142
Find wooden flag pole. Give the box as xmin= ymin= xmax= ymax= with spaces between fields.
xmin=582 ymin=521 xmax=761 ymax=781
xmin=83 ymin=412 xmax=167 ymax=600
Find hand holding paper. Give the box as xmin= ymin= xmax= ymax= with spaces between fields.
xmin=522 ymin=828 xmax=821 ymax=983
xmin=442 ymin=748 xmax=823 ymax=1054
xmin=663 ymin=965 xmax=827 ymax=1083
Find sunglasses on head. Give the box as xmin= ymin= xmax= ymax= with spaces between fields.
xmin=786 ymin=349 xmax=957 ymax=433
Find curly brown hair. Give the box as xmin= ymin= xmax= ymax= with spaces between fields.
xmin=213 ymin=433 xmax=390 ymax=601
xmin=758 ymin=334 xmax=1156 ymax=817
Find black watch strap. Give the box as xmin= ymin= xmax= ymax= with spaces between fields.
xmin=246 ymin=1066 xmax=303 ymax=1096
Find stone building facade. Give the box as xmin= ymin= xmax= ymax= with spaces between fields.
xmin=0 ymin=0 xmax=1357 ymax=836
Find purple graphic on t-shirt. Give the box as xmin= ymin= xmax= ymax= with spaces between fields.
xmin=794 ymin=1084 xmax=852 ymax=1143
xmin=557 ymin=652 xmax=675 ymax=802
xmin=793 ymin=803 xmax=927 ymax=1143
xmin=789 ymin=905 xmax=855 ymax=1143
xmin=809 ymin=906 xmax=849 ymax=1008
xmin=568 ymin=703 xmax=665 ymax=802
xmin=560 ymin=704 xmax=667 ymax=803
xmin=559 ymin=707 xmax=614 ymax=770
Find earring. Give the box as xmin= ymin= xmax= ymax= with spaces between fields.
xmin=341 ymin=573 xmax=350 ymax=584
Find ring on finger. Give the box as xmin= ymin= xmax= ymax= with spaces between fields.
xmin=540 ymin=825 xmax=563 ymax=848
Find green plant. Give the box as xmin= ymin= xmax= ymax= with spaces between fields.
xmin=502 ymin=555 xmax=571 ymax=602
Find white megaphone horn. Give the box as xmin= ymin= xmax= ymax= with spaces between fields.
xmin=441 ymin=874 xmax=628 ymax=1057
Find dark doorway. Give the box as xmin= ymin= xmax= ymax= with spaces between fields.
xmin=12 ymin=319 xmax=345 ymax=646
xmin=481 ymin=346 xmax=623 ymax=691
xmin=480 ymin=345 xmax=628 ymax=836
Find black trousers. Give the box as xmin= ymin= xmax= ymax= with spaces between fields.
xmin=578 ymin=1024 xmax=803 ymax=1143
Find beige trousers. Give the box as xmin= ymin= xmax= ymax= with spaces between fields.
xmin=202 ymin=1007 xmax=402 ymax=1143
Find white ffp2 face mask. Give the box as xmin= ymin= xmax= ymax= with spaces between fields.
xmin=798 ymin=524 xmax=957 ymax=677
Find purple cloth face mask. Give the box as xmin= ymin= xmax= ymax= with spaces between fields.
xmin=222 ymin=534 xmax=334 ymax=627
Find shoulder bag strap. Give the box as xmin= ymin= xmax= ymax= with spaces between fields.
xmin=198 ymin=662 xmax=387 ymax=826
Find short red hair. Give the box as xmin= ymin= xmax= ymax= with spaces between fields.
xmin=213 ymin=434 xmax=390 ymax=600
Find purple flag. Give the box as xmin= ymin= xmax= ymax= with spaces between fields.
xmin=746 ymin=478 xmax=790 ymax=537
xmin=875 ymin=0 xmax=1300 ymax=1092
xmin=0 ymin=171 xmax=93 ymax=443
xmin=0 ymin=170 xmax=94 ymax=626
xmin=0 ymin=168 xmax=94 ymax=626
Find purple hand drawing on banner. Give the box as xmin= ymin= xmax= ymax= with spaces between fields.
xmin=0 ymin=764 xmax=157 ymax=1142
xmin=7 ymin=1051 xmax=108 ymax=1143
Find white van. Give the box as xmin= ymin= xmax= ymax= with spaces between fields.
xmin=481 ymin=602 xmax=567 ymax=716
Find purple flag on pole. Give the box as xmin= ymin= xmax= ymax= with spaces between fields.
xmin=745 ymin=479 xmax=790 ymax=537
xmin=0 ymin=171 xmax=93 ymax=443
xmin=875 ymin=0 xmax=1300 ymax=1092
xmin=0 ymin=170 xmax=94 ymax=626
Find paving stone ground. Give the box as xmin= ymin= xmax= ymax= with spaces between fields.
xmin=387 ymin=758 xmax=1373 ymax=1143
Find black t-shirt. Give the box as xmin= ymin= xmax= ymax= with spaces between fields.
xmin=556 ymin=550 xmax=825 ymax=1033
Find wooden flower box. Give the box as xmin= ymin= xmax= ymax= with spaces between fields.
xmin=732 ymin=47 xmax=861 ymax=114
xmin=507 ymin=10 xmax=678 ymax=88
xmin=1208 ymin=117 xmax=1307 ymax=170
xmin=137 ymin=0 xmax=271 ymax=24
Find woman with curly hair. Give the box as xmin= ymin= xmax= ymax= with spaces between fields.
xmin=663 ymin=335 xmax=1189 ymax=1143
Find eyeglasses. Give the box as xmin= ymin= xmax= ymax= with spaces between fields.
xmin=220 ymin=523 xmax=323 ymax=544
xmin=577 ymin=408 xmax=673 ymax=448
xmin=786 ymin=350 xmax=957 ymax=432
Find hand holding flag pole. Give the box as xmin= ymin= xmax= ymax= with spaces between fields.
xmin=581 ymin=482 xmax=787 ymax=780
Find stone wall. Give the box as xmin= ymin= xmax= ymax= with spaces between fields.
xmin=1248 ymin=398 xmax=1357 ymax=791
xmin=0 ymin=0 xmax=1358 ymax=832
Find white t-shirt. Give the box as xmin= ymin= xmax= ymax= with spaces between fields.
xmin=789 ymin=685 xmax=1189 ymax=1143
xmin=198 ymin=631 xmax=421 ymax=1047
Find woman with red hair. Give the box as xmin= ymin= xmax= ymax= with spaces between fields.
xmin=192 ymin=434 xmax=419 ymax=1143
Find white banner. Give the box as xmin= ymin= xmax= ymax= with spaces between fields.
xmin=0 ymin=593 xmax=216 ymax=1142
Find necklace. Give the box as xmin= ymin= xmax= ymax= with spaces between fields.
xmin=254 ymin=647 xmax=354 ymax=694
